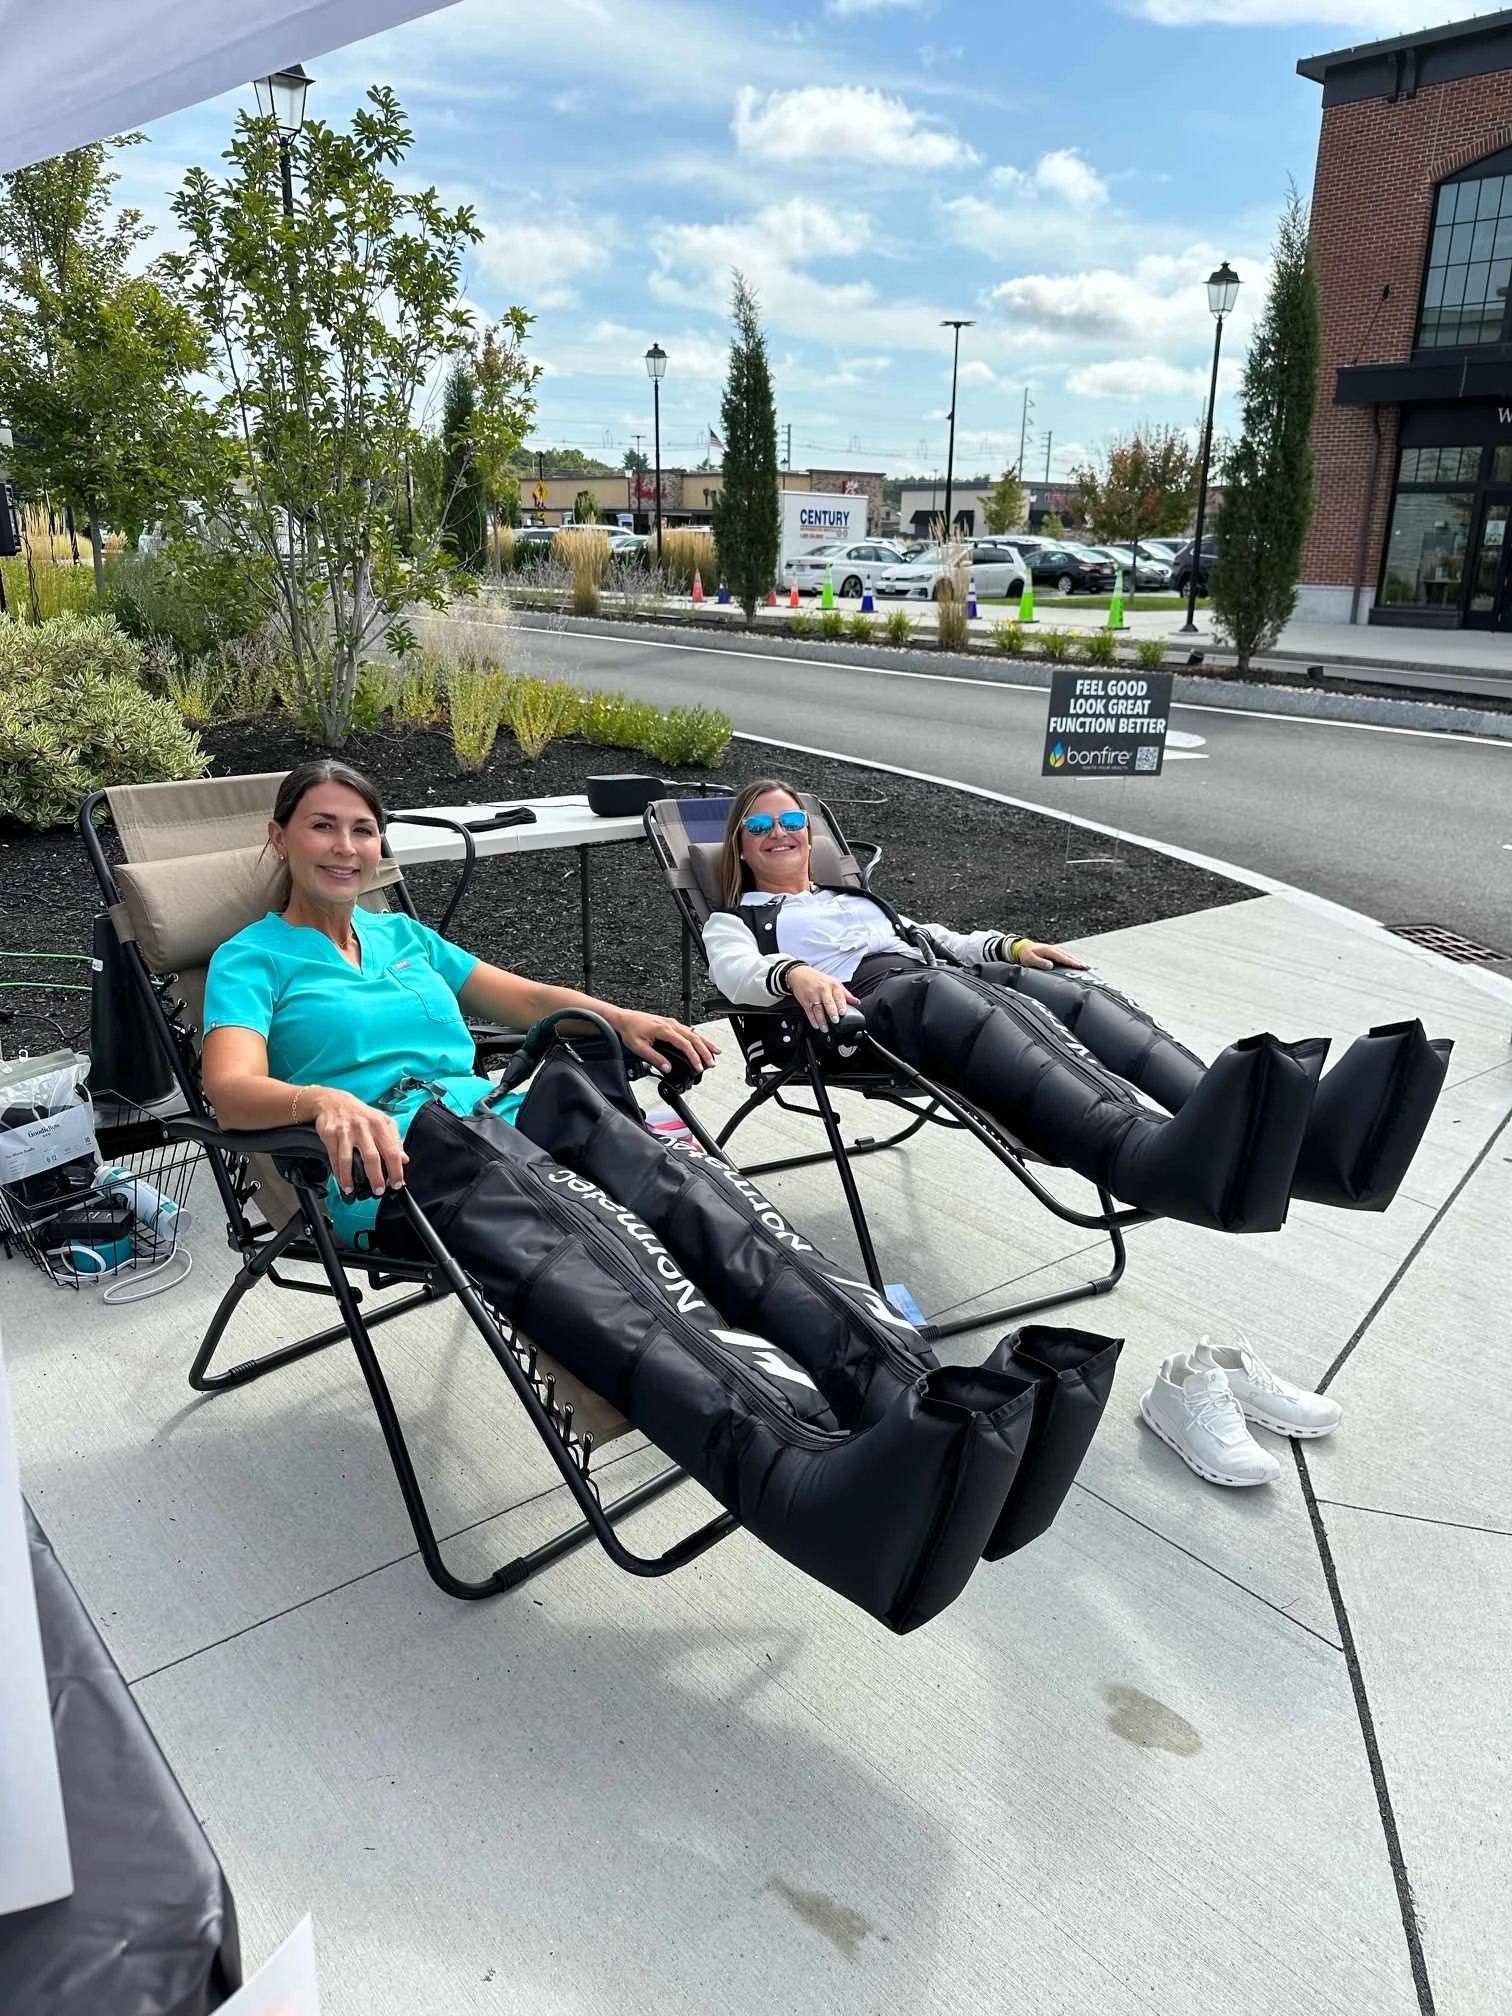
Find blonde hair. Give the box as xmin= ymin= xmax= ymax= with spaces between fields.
xmin=717 ymin=777 xmax=804 ymax=910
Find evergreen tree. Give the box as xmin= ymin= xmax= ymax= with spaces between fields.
xmin=983 ymin=465 xmax=1027 ymax=534
xmin=711 ymin=271 xmax=779 ymax=621
xmin=1040 ymin=510 xmax=1064 ymax=540
xmin=440 ymin=360 xmax=487 ymax=571
xmin=1210 ymin=186 xmax=1320 ymax=669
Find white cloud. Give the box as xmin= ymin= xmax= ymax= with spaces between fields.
xmin=732 ymin=84 xmax=977 ymax=170
xmin=1129 ymin=0 xmax=1469 ymax=24
xmin=1065 ymin=355 xmax=1204 ymax=399
xmin=474 ymin=214 xmax=610 ymax=309
xmin=958 ymin=359 xmax=1001 ymax=385
xmin=992 ymin=148 xmax=1109 ymax=208
xmin=828 ymin=0 xmax=930 ymax=12
xmin=989 ymin=249 xmax=1266 ymax=350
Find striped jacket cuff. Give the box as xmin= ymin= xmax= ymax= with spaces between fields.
xmin=767 ymin=957 xmax=801 ymax=998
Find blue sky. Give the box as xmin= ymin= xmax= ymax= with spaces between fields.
xmin=114 ymin=0 xmax=1456 ymax=482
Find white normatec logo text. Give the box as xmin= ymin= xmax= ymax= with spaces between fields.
xmin=667 ymin=1139 xmax=814 ymax=1251
xmin=546 ymin=1168 xmax=708 ymax=1315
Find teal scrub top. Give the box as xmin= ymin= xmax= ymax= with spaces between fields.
xmin=203 ymin=908 xmax=521 ymax=1247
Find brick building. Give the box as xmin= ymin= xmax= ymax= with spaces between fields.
xmin=1298 ymin=11 xmax=1512 ymax=629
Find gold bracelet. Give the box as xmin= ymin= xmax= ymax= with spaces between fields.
xmin=291 ymin=1084 xmax=313 ymax=1126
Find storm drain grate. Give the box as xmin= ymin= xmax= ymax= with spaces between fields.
xmin=1386 ymin=922 xmax=1508 ymax=964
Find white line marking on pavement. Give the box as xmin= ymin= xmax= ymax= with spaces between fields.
xmin=522 ymin=625 xmax=1512 ymax=751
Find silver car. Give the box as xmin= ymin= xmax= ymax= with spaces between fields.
xmin=877 ymin=541 xmax=1028 ymax=601
xmin=781 ymin=540 xmax=907 ymax=597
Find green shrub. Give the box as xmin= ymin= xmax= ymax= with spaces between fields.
xmin=0 ymin=669 xmax=208 ymax=829
xmin=935 ymin=579 xmax=968 ymax=653
xmin=882 ymin=607 xmax=914 ymax=647
xmin=1134 ymin=637 xmax=1167 ymax=671
xmin=0 ymin=557 xmax=97 ymax=624
xmin=158 ymin=654 xmax=222 ymax=726
xmin=845 ymin=612 xmax=876 ymax=644
xmin=508 ymin=676 xmax=581 ymax=760
xmin=445 ymin=658 xmax=513 ymax=773
xmin=350 ymin=662 xmax=395 ymax=734
xmin=990 ymin=618 xmax=1026 ymax=657
xmin=396 ymin=650 xmax=447 ymax=726
xmin=1039 ymin=627 xmax=1074 ymax=662
xmin=642 ymin=703 xmax=732 ymax=768
xmin=788 ymin=611 xmax=813 ymax=638
xmin=1082 ymin=627 xmax=1118 ymax=665
xmin=818 ymin=609 xmax=846 ymax=641
xmin=0 ymin=610 xmax=147 ymax=687
xmin=106 ymin=544 xmax=270 ymax=661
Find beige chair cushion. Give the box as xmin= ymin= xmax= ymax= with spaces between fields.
xmin=107 ymin=772 xmax=291 ymax=864
xmin=115 ymin=847 xmax=402 ymax=976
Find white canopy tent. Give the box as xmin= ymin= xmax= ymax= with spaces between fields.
xmin=0 ymin=0 xmax=462 ymax=174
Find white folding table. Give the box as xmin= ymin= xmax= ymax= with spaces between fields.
xmin=384 ymin=794 xmax=649 ymax=992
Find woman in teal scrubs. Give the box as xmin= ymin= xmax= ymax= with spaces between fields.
xmin=202 ymin=759 xmax=717 ymax=1249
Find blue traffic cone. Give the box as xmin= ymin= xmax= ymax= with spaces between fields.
xmin=717 ymin=579 xmax=731 ymax=605
xmin=967 ymin=573 xmax=979 ymax=620
xmin=861 ymin=577 xmax=875 ymax=613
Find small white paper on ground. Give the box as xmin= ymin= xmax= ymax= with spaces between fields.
xmin=222 ymin=1915 xmax=321 ymax=2014
xmin=0 ymin=1324 xmax=73 ymax=1915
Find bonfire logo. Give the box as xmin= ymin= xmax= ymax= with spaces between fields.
xmin=1049 ymin=742 xmax=1067 ymax=768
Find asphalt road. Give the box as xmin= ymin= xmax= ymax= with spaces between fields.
xmin=518 ymin=624 xmax=1512 ymax=952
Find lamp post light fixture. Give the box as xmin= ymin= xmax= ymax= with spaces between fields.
xmin=644 ymin=341 xmax=667 ymax=562
xmin=1180 ymin=259 xmax=1240 ymax=635
xmin=940 ymin=318 xmax=974 ymax=540
xmin=254 ymin=62 xmax=313 ymax=218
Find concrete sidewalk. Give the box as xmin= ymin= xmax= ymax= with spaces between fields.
xmin=4 ymin=894 xmax=1508 ymax=2014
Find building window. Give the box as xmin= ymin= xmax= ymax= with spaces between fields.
xmin=1379 ymin=490 xmax=1475 ymax=607
xmin=1417 ymin=163 xmax=1512 ymax=349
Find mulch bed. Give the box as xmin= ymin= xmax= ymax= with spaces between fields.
xmin=0 ymin=720 xmax=1252 ymax=1057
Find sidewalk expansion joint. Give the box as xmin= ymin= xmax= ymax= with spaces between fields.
xmin=1297 ymin=1443 xmax=1439 ymax=2016
xmin=1314 ymin=1497 xmax=1512 ymax=1542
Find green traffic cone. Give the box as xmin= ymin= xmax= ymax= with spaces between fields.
xmin=1017 ymin=578 xmax=1035 ymax=624
xmin=1107 ymin=569 xmax=1127 ymax=632
xmin=821 ymin=575 xmax=835 ymax=611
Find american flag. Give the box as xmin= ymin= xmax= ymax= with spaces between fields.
xmin=708 ymin=426 xmax=724 ymax=452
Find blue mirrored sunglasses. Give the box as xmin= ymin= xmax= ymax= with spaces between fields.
xmin=743 ymin=809 xmax=809 ymax=837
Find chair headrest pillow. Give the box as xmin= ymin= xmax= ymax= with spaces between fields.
xmin=115 ymin=846 xmax=401 ymax=973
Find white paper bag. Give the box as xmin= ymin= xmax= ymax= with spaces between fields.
xmin=221 ymin=1916 xmax=321 ymax=2014
xmin=0 ymin=1326 xmax=74 ymax=1915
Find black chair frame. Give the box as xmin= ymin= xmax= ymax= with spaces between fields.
xmin=645 ymin=798 xmax=1149 ymax=1343
xmin=79 ymin=791 xmax=735 ymax=1602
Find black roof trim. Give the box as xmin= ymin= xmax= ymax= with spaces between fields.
xmin=1298 ymin=8 xmax=1512 ymax=82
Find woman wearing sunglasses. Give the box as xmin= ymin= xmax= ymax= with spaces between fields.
xmin=703 ymin=778 xmax=1449 ymax=1233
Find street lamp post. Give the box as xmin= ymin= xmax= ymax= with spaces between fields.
xmin=1180 ymin=260 xmax=1240 ymax=635
xmin=939 ymin=319 xmax=973 ymax=539
xmin=644 ymin=342 xmax=667 ymax=562
xmin=253 ymin=63 xmax=313 ymax=218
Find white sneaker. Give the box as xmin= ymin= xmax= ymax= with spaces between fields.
xmin=1191 ymin=1336 xmax=1342 ymax=1440
xmin=1139 ymin=1352 xmax=1282 ymax=1487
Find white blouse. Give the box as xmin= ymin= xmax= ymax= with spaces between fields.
xmin=703 ymin=888 xmax=1009 ymax=1006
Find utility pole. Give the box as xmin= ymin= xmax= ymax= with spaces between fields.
xmin=1017 ymin=387 xmax=1035 ymax=481
xmin=940 ymin=319 xmax=973 ymax=539
xmin=784 ymin=422 xmax=792 ymax=471
xmin=1043 ymin=433 xmax=1053 ymax=486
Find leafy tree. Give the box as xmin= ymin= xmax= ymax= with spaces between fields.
xmin=440 ymin=362 xmax=487 ymax=570
xmin=1039 ymin=510 xmax=1065 ymax=540
xmin=573 ymin=489 xmax=600 ymax=523
xmin=711 ymin=270 xmax=778 ymax=622
xmin=470 ymin=319 xmax=534 ymax=557
xmin=1073 ymin=425 xmax=1197 ymax=571
xmin=983 ymin=465 xmax=1026 ymax=534
xmin=509 ymin=445 xmax=614 ymax=478
xmin=623 ymin=447 xmax=649 ymax=476
xmin=170 ymin=89 xmax=535 ymax=741
xmin=1211 ymin=187 xmax=1320 ymax=669
xmin=0 ymin=138 xmax=220 ymax=591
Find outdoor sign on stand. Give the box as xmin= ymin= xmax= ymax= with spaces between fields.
xmin=1041 ymin=669 xmax=1173 ymax=777
xmin=1040 ymin=668 xmax=1173 ymax=866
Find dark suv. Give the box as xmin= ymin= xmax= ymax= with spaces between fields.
xmin=1170 ymin=537 xmax=1218 ymax=597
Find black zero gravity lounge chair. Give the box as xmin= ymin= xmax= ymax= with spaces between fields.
xmin=79 ymin=772 xmax=1125 ymax=1633
xmin=644 ymin=790 xmax=1454 ymax=1338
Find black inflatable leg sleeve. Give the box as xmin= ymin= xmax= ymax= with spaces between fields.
xmin=1289 ymin=1020 xmax=1452 ymax=1210
xmin=861 ymin=968 xmax=1328 ymax=1232
xmin=980 ymin=962 xmax=1209 ymax=1115
xmin=978 ymin=1327 xmax=1123 ymax=1559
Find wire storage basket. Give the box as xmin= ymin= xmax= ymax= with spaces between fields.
xmin=0 ymin=1083 xmax=199 ymax=1296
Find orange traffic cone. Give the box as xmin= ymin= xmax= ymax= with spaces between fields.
xmin=692 ymin=569 xmax=705 ymax=603
xmin=789 ymin=584 xmax=800 ymax=608
xmin=767 ymin=586 xmax=778 ymax=607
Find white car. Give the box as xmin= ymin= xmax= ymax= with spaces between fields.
xmin=781 ymin=540 xmax=907 ymax=597
xmin=876 ymin=541 xmax=1028 ymax=602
